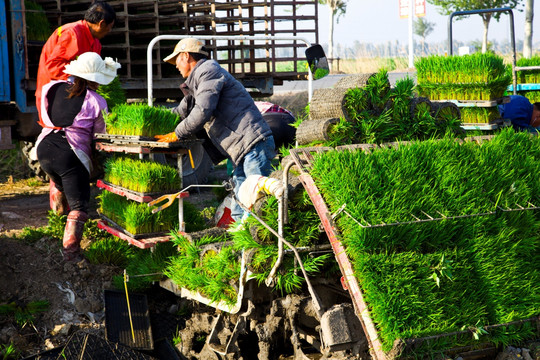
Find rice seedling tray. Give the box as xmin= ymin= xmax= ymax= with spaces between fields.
xmin=58 ymin=331 xmax=155 ymax=359
xmin=97 ymin=218 xmax=172 ymax=249
xmin=95 ymin=133 xmax=202 ymax=149
xmin=104 ymin=290 xmax=154 ymax=352
xmin=97 ymin=179 xmax=188 ymax=204
xmin=160 ymin=247 xmax=255 ymax=314
xmin=431 ymin=97 xmax=510 ymax=108
xmin=98 ymin=212 xmax=171 ymax=239
xmin=96 ymin=141 xmax=192 ymax=155
xmin=288 ymin=138 xmax=540 ymax=360
xmin=460 ymin=122 xmax=504 ymax=131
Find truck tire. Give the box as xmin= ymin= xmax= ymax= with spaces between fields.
xmin=20 ymin=141 xmax=48 ymax=182
xmin=178 ymin=142 xmax=214 ymax=187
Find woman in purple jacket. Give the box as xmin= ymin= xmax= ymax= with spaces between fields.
xmin=35 ymin=52 xmax=120 ymax=261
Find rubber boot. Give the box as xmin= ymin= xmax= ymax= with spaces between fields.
xmin=49 ymin=180 xmax=69 ymax=215
xmin=62 ymin=211 xmax=88 ymax=262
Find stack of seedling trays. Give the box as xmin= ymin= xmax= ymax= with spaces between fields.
xmin=289 ymin=129 xmax=539 ymax=359
xmin=104 ymin=289 xmax=154 ymax=352
xmin=416 ymin=53 xmax=512 ymax=130
xmin=95 ymin=104 xmax=194 ymax=248
xmin=508 ymin=56 xmax=540 ymax=103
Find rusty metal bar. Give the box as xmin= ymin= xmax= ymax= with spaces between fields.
xmin=298 ymin=173 xmax=386 ymax=360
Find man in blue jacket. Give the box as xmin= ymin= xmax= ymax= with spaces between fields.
xmin=156 ymin=38 xmax=275 ymax=222
xmin=498 ymin=95 xmax=540 ymax=132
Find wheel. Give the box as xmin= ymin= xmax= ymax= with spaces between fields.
xmin=20 ymin=141 xmax=48 ymax=181
xmin=175 ymin=142 xmax=215 ymax=187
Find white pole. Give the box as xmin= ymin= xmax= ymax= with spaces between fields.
xmin=408 ymin=0 xmax=414 ymax=68
xmin=147 ymin=35 xmax=313 ymax=107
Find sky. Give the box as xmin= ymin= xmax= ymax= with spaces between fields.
xmin=316 ymin=1 xmax=539 ymax=48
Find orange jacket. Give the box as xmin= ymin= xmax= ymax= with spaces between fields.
xmin=36 ymin=20 xmax=101 ymax=123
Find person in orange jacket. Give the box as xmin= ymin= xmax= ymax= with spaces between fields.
xmin=36 ymin=1 xmax=116 ymax=123
xmin=35 ymin=1 xmax=116 ymax=215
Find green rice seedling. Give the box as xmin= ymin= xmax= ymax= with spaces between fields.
xmin=97 ymin=77 xmax=126 ymax=110
xmin=99 ymin=191 xmax=179 ymax=235
xmin=355 ymin=109 xmax=398 ymax=144
xmin=237 ymin=194 xmax=330 ymax=290
xmin=104 ymin=103 xmax=180 ymax=137
xmin=25 ymin=1 xmax=50 ymax=41
xmin=0 ymin=342 xmax=20 ymax=360
xmin=309 ymin=129 xmax=540 ymax=354
xmin=344 ymin=87 xmax=370 ymax=121
xmin=518 ymin=90 xmax=540 ymax=103
xmin=45 ymin=211 xmax=66 ymax=239
xmin=113 ymin=241 xmax=178 ymax=291
xmin=245 ymin=196 xmax=322 ymax=248
xmin=326 ymin=117 xmax=355 ymax=147
xmin=163 ymin=188 xmax=329 ymax=302
xmin=85 ymin=237 xmax=135 ymax=266
xmin=300 ymin=69 xmax=460 ymax=146
xmin=165 ymin=233 xmax=240 ymax=305
xmin=516 ymin=56 xmax=540 ymax=83
xmin=354 ymin=249 xmax=490 ymax=352
xmin=489 ymin=321 xmax=537 ymax=348
xmin=416 ymin=54 xmax=511 ymax=101
xmin=363 ymin=68 xmax=391 ymax=113
xmin=104 ymin=156 xmax=181 ymax=193
xmin=231 ymin=223 xmax=331 ymax=296
xmin=173 ymin=327 xmax=182 ymax=347
xmin=460 ymin=107 xmax=500 ymax=124
xmin=13 ymin=226 xmax=48 ymax=244
xmin=390 ymin=76 xmax=415 ymax=123
xmin=0 ymin=300 xmax=49 ymax=329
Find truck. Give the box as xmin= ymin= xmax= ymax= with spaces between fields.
xmin=0 ymin=0 xmax=320 ymax=182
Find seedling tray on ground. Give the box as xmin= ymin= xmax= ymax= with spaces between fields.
xmin=58 ymin=331 xmax=155 ymax=359
xmin=97 ymin=179 xmax=188 ymax=203
xmin=104 ymin=290 xmax=154 ymax=351
xmin=288 ymin=144 xmax=539 ymax=360
xmin=97 ymin=218 xmax=171 ymax=249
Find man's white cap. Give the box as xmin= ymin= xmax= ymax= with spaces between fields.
xmin=163 ymin=38 xmax=209 ymax=64
xmin=63 ymin=52 xmax=121 ymax=85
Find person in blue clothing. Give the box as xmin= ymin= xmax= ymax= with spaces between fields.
xmin=498 ymin=95 xmax=540 ymax=132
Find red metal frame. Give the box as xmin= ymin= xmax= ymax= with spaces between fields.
xmin=97 ymin=219 xmax=172 ymax=249
xmin=299 ymin=173 xmax=386 ymax=360
xmin=96 ymin=179 xmax=189 ymax=204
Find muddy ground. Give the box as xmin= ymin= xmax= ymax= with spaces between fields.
xmin=2 ymin=174 xmax=539 ymax=360
xmin=1 ymin=165 xmax=346 ymax=360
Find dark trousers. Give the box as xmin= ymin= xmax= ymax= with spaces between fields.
xmin=37 ymin=132 xmax=90 ymax=213
xmin=261 ymin=112 xmax=296 ymax=149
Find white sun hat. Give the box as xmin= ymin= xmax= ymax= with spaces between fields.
xmin=63 ymin=52 xmax=121 ymax=85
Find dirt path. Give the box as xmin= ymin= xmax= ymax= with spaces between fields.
xmin=1 ymin=193 xmax=50 ymax=234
